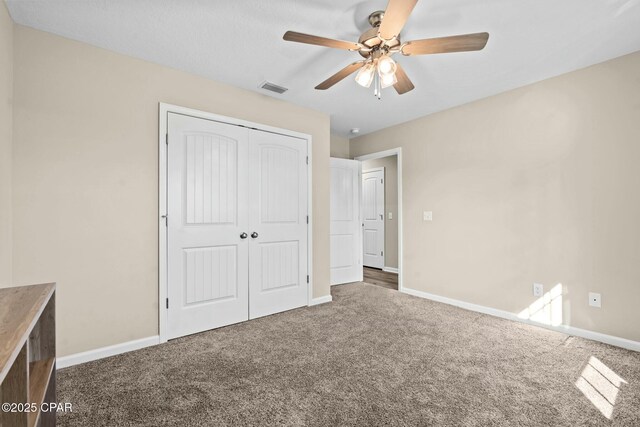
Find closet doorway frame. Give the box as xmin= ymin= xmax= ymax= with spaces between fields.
xmin=158 ymin=103 xmax=313 ymax=343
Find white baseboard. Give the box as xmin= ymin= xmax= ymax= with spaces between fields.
xmin=382 ymin=267 xmax=399 ymax=274
xmin=309 ymin=295 xmax=332 ymax=306
xmin=58 ymin=296 xmax=333 ymax=368
xmin=57 ymin=288 xmax=637 ymax=370
xmin=57 ymin=335 xmax=160 ymax=369
xmin=402 ymin=287 xmax=640 ymax=352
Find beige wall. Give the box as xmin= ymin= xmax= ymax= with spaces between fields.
xmin=362 ymin=156 xmax=398 ymax=269
xmin=352 ymin=52 xmax=640 ymax=342
xmin=12 ymin=25 xmax=331 ymax=357
xmin=330 ymin=134 xmax=350 ymax=159
xmin=0 ymin=3 xmax=12 ymax=286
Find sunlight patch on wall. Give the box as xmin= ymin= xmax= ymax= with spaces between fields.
xmin=518 ymin=283 xmax=563 ymax=326
xmin=575 ymin=356 xmax=627 ymax=419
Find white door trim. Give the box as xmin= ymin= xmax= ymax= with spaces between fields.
xmin=158 ymin=103 xmax=313 ymax=343
xmin=355 ymin=148 xmax=403 ymax=292
xmin=362 ymin=166 xmax=384 ymax=173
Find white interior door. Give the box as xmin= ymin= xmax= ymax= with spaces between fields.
xmin=362 ymin=168 xmax=385 ymax=269
xmin=330 ymin=158 xmax=363 ymax=285
xmin=248 ymin=130 xmax=308 ymax=319
xmin=167 ymin=113 xmax=249 ymax=339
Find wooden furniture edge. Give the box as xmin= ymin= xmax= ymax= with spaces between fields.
xmin=26 ymin=357 xmax=56 ymax=426
xmin=0 ymin=284 xmax=56 ymax=385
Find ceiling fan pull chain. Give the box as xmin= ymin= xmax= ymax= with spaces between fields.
xmin=373 ymin=72 xmax=378 ymax=98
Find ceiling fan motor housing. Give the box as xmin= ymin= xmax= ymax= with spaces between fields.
xmin=359 ymin=11 xmax=402 ymax=59
xmin=368 ymin=10 xmax=385 ymax=27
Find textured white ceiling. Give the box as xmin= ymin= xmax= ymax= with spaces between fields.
xmin=6 ymin=0 xmax=640 ymax=136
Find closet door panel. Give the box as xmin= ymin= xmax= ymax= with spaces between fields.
xmin=167 ymin=113 xmax=249 ymax=339
xmin=248 ymin=131 xmax=308 ymax=318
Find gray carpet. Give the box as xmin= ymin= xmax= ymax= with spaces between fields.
xmin=58 ymin=283 xmax=640 ymax=426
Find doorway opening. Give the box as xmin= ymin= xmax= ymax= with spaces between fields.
xmin=329 ymin=148 xmax=403 ymax=292
xmin=360 ymin=153 xmax=400 ymax=291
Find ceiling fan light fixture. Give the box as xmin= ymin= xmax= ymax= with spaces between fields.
xmin=377 ymin=56 xmax=397 ymax=77
xmin=355 ymin=62 xmax=375 ymax=88
xmin=380 ymin=72 xmax=398 ymax=89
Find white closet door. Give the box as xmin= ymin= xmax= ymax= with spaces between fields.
xmin=330 ymin=158 xmax=363 ymax=285
xmin=362 ymin=168 xmax=385 ymax=269
xmin=167 ymin=113 xmax=249 ymax=339
xmin=248 ymin=130 xmax=308 ymax=318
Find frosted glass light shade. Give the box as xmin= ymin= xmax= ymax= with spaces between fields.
xmin=377 ymin=56 xmax=397 ymax=76
xmin=380 ymin=71 xmax=398 ymax=88
xmin=355 ymin=63 xmax=375 ymax=88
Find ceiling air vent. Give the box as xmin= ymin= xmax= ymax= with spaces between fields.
xmin=259 ymin=81 xmax=288 ymax=94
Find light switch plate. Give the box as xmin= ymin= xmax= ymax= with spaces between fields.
xmin=423 ymin=211 xmax=432 ymax=221
xmin=388 ymin=212 xmax=392 ymax=220
xmin=589 ymin=292 xmax=601 ymax=308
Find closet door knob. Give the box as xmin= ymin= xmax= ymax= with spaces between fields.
xmin=240 ymin=232 xmax=248 ymax=239
xmin=251 ymin=232 xmax=259 ymax=239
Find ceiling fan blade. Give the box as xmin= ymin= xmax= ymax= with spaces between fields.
xmin=378 ymin=0 xmax=418 ymax=41
xmin=402 ymin=32 xmax=490 ymax=55
xmin=393 ymin=63 xmax=415 ymax=94
xmin=283 ymin=31 xmax=361 ymax=50
xmin=315 ymin=62 xmax=365 ymax=90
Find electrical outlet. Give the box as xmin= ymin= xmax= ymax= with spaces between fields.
xmin=589 ymin=292 xmax=601 ymax=308
xmin=423 ymin=211 xmax=432 ymax=221
xmin=533 ymin=283 xmax=544 ymax=298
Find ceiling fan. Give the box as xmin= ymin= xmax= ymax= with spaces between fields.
xmin=283 ymin=0 xmax=489 ymax=98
